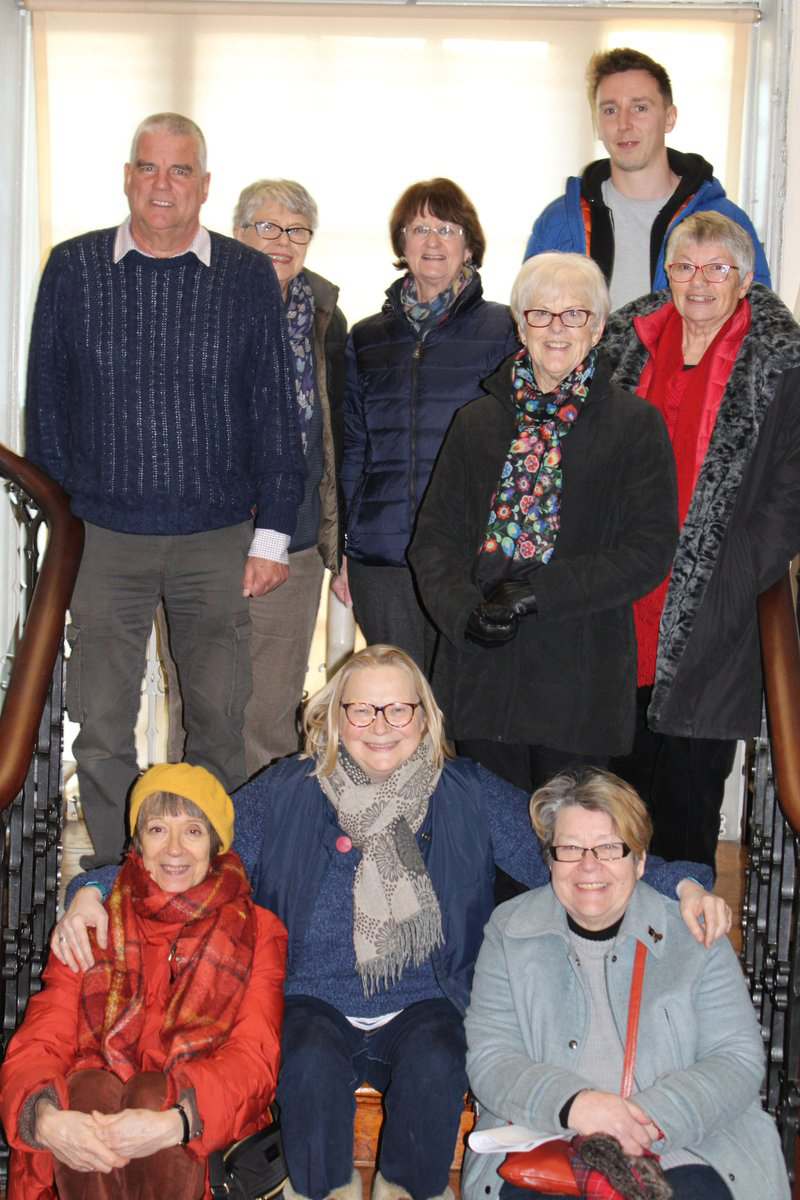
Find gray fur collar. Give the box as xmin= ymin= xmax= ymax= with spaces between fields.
xmin=601 ymin=285 xmax=800 ymax=726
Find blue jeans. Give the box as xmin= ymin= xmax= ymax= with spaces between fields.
xmin=277 ymin=995 xmax=468 ymax=1200
xmin=499 ymin=1163 xmax=733 ymax=1200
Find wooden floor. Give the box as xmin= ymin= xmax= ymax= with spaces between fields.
xmin=715 ymin=839 xmax=747 ymax=955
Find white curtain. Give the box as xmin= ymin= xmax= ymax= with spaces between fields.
xmin=32 ymin=7 xmax=752 ymax=322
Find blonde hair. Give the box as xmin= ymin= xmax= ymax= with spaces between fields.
xmin=302 ymin=645 xmax=453 ymax=778
xmin=530 ymin=769 xmax=652 ymax=861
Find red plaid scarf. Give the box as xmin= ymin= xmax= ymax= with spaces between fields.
xmin=569 ymin=1136 xmax=671 ymax=1200
xmin=75 ymin=851 xmax=256 ymax=1081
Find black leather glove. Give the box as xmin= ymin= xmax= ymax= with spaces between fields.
xmin=464 ymin=602 xmax=520 ymax=648
xmin=487 ymin=580 xmax=538 ymax=616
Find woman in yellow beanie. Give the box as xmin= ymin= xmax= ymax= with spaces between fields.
xmin=0 ymin=763 xmax=287 ymax=1200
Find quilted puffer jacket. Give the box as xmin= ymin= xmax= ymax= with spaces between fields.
xmin=341 ymin=270 xmax=518 ymax=567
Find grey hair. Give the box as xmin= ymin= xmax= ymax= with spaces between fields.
xmin=233 ymin=179 xmax=319 ymax=232
xmin=510 ymin=253 xmax=610 ymax=332
xmin=129 ymin=113 xmax=208 ymax=177
xmin=530 ymin=769 xmax=652 ymax=862
xmin=665 ymin=212 xmax=755 ymax=279
xmin=132 ymin=790 xmax=221 ymax=859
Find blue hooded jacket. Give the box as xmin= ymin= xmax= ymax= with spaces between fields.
xmin=524 ymin=150 xmax=771 ymax=292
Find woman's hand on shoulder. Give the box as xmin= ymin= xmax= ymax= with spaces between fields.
xmin=92 ymin=1107 xmax=185 ymax=1159
xmin=35 ymin=1100 xmax=128 ymax=1173
xmin=568 ymin=1090 xmax=658 ymax=1156
xmin=50 ymin=886 xmax=108 ymax=973
xmin=676 ymin=879 xmax=732 ymax=947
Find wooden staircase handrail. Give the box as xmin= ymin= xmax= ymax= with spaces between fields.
xmin=758 ymin=570 xmax=800 ymax=837
xmin=0 ymin=443 xmax=84 ymax=813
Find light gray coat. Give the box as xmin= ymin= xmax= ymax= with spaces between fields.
xmin=462 ymin=882 xmax=789 ymax=1200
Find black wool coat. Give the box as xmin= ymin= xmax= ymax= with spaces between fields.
xmin=408 ymin=352 xmax=678 ymax=756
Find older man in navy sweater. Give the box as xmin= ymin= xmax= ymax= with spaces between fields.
xmin=25 ymin=113 xmax=303 ymax=868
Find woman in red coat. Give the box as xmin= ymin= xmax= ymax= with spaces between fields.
xmin=0 ymin=763 xmax=287 ymax=1200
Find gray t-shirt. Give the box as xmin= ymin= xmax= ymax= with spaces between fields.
xmin=602 ymin=179 xmax=673 ymax=309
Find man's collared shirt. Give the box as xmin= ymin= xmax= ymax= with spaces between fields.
xmin=113 ymin=217 xmax=211 ymax=266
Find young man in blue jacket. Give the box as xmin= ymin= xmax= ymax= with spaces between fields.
xmin=524 ymin=47 xmax=771 ymax=307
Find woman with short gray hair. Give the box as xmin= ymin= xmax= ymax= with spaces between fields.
xmin=463 ymin=769 xmax=789 ymax=1200
xmin=233 ymin=178 xmax=347 ymax=775
xmin=602 ymin=211 xmax=800 ymax=871
xmin=410 ymin=252 xmax=678 ymax=808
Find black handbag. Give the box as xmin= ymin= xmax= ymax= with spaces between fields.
xmin=208 ymin=1105 xmax=288 ymax=1200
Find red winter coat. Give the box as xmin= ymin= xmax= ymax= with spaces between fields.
xmin=0 ymin=902 xmax=287 ymax=1200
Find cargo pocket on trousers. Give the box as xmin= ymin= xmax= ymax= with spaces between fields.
xmin=227 ymin=613 xmax=253 ymax=718
xmin=65 ymin=623 xmax=86 ymax=724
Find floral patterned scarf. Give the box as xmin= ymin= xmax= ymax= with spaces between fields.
xmin=479 ymin=346 xmax=596 ymax=576
xmin=318 ymin=736 xmax=443 ymax=995
xmin=400 ymin=263 xmax=474 ymax=336
xmin=285 ymin=270 xmax=317 ymax=452
xmin=74 ymin=851 xmax=256 ymax=1081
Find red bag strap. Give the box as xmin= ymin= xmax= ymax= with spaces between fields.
xmin=620 ymin=940 xmax=647 ymax=1099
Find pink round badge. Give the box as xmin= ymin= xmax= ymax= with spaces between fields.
xmin=336 ymin=835 xmax=352 ymax=853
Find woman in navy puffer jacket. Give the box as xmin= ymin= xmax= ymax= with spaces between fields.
xmin=334 ymin=179 xmax=518 ymax=667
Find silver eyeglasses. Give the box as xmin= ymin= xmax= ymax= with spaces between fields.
xmin=403 ymin=224 xmax=464 ymax=240
xmin=523 ymin=308 xmax=593 ymax=329
xmin=550 ymin=841 xmax=631 ymax=862
xmin=244 ymin=221 xmax=314 ymax=245
xmin=340 ymin=702 xmax=422 ymax=729
xmin=668 ymin=262 xmax=738 ymax=283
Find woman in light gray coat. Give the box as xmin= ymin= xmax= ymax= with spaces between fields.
xmin=462 ymin=770 xmax=788 ymax=1200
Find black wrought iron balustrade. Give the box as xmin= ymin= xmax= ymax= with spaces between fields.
xmin=743 ymin=570 xmax=800 ymax=1187
xmin=0 ymin=444 xmax=83 ymax=1188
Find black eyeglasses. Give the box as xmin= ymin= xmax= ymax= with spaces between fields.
xmin=340 ymin=702 xmax=422 ymax=729
xmin=243 ymin=221 xmax=314 ymax=245
xmin=550 ymin=842 xmax=631 ymax=862
xmin=523 ymin=308 xmax=593 ymax=328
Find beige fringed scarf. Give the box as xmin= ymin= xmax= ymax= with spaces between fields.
xmin=319 ymin=736 xmax=443 ymax=995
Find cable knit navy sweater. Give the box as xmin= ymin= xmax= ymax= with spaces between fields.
xmin=25 ymin=228 xmax=304 ymax=536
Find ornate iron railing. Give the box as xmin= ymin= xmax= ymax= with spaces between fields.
xmin=743 ymin=570 xmax=800 ymax=1187
xmin=0 ymin=444 xmax=83 ymax=1185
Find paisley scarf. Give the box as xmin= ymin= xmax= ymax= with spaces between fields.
xmin=479 ymin=346 xmax=596 ymax=572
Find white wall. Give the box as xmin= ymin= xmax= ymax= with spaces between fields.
xmin=781 ymin=9 xmax=800 ymax=313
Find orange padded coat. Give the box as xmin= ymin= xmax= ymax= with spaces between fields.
xmin=0 ymin=903 xmax=287 ymax=1200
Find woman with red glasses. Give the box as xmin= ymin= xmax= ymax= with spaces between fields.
xmin=600 ymin=211 xmax=800 ymax=872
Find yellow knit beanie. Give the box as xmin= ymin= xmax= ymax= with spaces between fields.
xmin=128 ymin=763 xmax=234 ymax=852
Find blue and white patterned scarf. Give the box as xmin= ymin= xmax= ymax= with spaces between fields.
xmin=400 ymin=263 xmax=474 ymax=336
xmin=285 ymin=271 xmax=317 ymax=452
